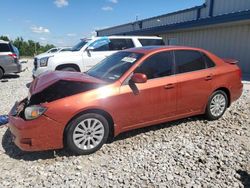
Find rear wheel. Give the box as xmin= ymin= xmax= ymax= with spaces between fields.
xmin=0 ymin=68 xmax=3 ymax=79
xmin=205 ymin=90 xmax=228 ymax=120
xmin=65 ymin=113 xmax=109 ymax=155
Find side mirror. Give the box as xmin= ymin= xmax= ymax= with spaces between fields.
xmin=86 ymin=46 xmax=94 ymax=57
xmin=131 ymin=73 xmax=147 ymax=84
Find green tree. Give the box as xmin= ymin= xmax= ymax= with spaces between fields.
xmin=1 ymin=35 xmax=56 ymax=57
xmin=0 ymin=36 xmax=10 ymax=41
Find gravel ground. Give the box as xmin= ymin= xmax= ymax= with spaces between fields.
xmin=0 ymin=60 xmax=249 ymax=187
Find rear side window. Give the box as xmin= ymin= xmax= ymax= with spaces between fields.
xmin=109 ymin=39 xmax=134 ymax=51
xmin=202 ymin=53 xmax=216 ymax=68
xmin=139 ymin=39 xmax=165 ymax=46
xmin=174 ymin=50 xmax=206 ymax=74
xmin=135 ymin=51 xmax=173 ymax=79
xmin=0 ymin=43 xmax=11 ymax=52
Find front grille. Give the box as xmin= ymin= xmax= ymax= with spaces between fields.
xmin=34 ymin=58 xmax=37 ymax=70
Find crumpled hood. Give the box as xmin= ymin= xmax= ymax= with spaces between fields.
xmin=30 ymin=71 xmax=106 ymax=95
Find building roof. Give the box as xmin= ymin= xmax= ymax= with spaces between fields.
xmin=97 ymin=0 xmax=250 ymax=36
xmin=115 ymin=10 xmax=250 ymax=36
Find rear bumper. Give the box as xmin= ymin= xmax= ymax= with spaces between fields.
xmin=4 ymin=63 xmax=22 ymax=74
xmin=231 ymin=83 xmax=243 ymax=103
xmin=8 ymin=105 xmax=64 ymax=151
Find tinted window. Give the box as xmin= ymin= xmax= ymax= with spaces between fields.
xmin=202 ymin=53 xmax=216 ymax=68
xmin=135 ymin=51 xmax=173 ymax=79
xmin=91 ymin=38 xmax=111 ymax=51
xmin=110 ymin=39 xmax=134 ymax=51
xmin=175 ymin=50 xmax=206 ymax=74
xmin=139 ymin=39 xmax=165 ymax=46
xmin=0 ymin=43 xmax=11 ymax=52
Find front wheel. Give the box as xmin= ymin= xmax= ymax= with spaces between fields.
xmin=205 ymin=90 xmax=228 ymax=120
xmin=65 ymin=113 xmax=110 ymax=155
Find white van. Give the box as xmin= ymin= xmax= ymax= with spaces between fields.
xmin=32 ymin=36 xmax=164 ymax=77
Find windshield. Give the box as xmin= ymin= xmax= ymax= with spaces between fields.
xmin=71 ymin=39 xmax=90 ymax=51
xmin=87 ymin=51 xmax=143 ymax=82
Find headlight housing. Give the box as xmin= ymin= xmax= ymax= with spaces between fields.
xmin=39 ymin=57 xmax=50 ymax=67
xmin=24 ymin=105 xmax=47 ymax=120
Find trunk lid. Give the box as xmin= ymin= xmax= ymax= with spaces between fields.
xmin=222 ymin=58 xmax=239 ymax=65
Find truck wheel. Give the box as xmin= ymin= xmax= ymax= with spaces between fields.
xmin=0 ymin=69 xmax=3 ymax=79
xmin=60 ymin=67 xmax=78 ymax=72
xmin=65 ymin=113 xmax=110 ymax=155
xmin=205 ymin=90 xmax=228 ymax=120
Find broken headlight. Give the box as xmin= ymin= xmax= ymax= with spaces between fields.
xmin=24 ymin=105 xmax=47 ymax=120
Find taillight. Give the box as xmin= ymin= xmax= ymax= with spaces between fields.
xmin=8 ymin=53 xmax=17 ymax=59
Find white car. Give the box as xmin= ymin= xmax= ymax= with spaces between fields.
xmin=35 ymin=47 xmax=71 ymax=59
xmin=32 ymin=36 xmax=164 ymax=77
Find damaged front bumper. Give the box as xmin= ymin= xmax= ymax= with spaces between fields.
xmin=8 ymin=99 xmax=65 ymax=151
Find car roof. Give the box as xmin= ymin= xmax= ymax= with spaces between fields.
xmin=107 ymin=36 xmax=163 ymax=39
xmin=125 ymin=45 xmax=204 ymax=54
xmin=81 ymin=36 xmax=163 ymax=41
xmin=0 ymin=40 xmax=10 ymax=44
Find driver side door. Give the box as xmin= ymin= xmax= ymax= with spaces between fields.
xmin=114 ymin=51 xmax=177 ymax=131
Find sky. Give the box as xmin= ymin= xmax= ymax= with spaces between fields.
xmin=0 ymin=0 xmax=204 ymax=46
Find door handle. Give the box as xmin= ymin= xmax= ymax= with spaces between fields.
xmin=164 ymin=84 xmax=175 ymax=89
xmin=205 ymin=75 xmax=213 ymax=81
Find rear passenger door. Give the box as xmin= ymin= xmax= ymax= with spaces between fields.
xmin=174 ymin=50 xmax=213 ymax=115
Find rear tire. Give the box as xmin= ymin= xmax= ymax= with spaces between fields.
xmin=59 ymin=67 xmax=78 ymax=72
xmin=65 ymin=113 xmax=109 ymax=155
xmin=0 ymin=69 xmax=3 ymax=79
xmin=205 ymin=90 xmax=228 ymax=120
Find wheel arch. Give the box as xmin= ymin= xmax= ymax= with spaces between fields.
xmin=55 ymin=63 xmax=81 ymax=72
xmin=213 ymin=87 xmax=231 ymax=107
xmin=63 ymin=108 xmax=115 ymax=146
xmin=0 ymin=66 xmax=5 ymax=73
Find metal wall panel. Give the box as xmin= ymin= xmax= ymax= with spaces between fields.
xmin=160 ymin=22 xmax=250 ymax=74
xmin=213 ymin=0 xmax=250 ymax=16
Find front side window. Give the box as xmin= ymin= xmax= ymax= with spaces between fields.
xmin=87 ymin=51 xmax=143 ymax=82
xmin=109 ymin=39 xmax=135 ymax=51
xmin=135 ymin=51 xmax=174 ymax=80
xmin=89 ymin=38 xmax=110 ymax=51
xmin=174 ymin=50 xmax=206 ymax=74
xmin=139 ymin=39 xmax=165 ymax=46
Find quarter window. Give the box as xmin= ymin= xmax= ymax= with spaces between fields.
xmin=174 ymin=50 xmax=206 ymax=74
xmin=202 ymin=53 xmax=216 ymax=68
xmin=135 ymin=51 xmax=174 ymax=79
xmin=139 ymin=39 xmax=165 ymax=46
xmin=0 ymin=43 xmax=11 ymax=52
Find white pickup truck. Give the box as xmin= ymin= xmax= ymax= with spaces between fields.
xmin=32 ymin=36 xmax=165 ymax=77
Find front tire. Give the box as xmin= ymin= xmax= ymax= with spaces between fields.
xmin=0 ymin=69 xmax=3 ymax=79
xmin=65 ymin=113 xmax=109 ymax=155
xmin=205 ymin=90 xmax=228 ymax=120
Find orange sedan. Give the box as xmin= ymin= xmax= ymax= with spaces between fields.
xmin=8 ymin=46 xmax=243 ymax=155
